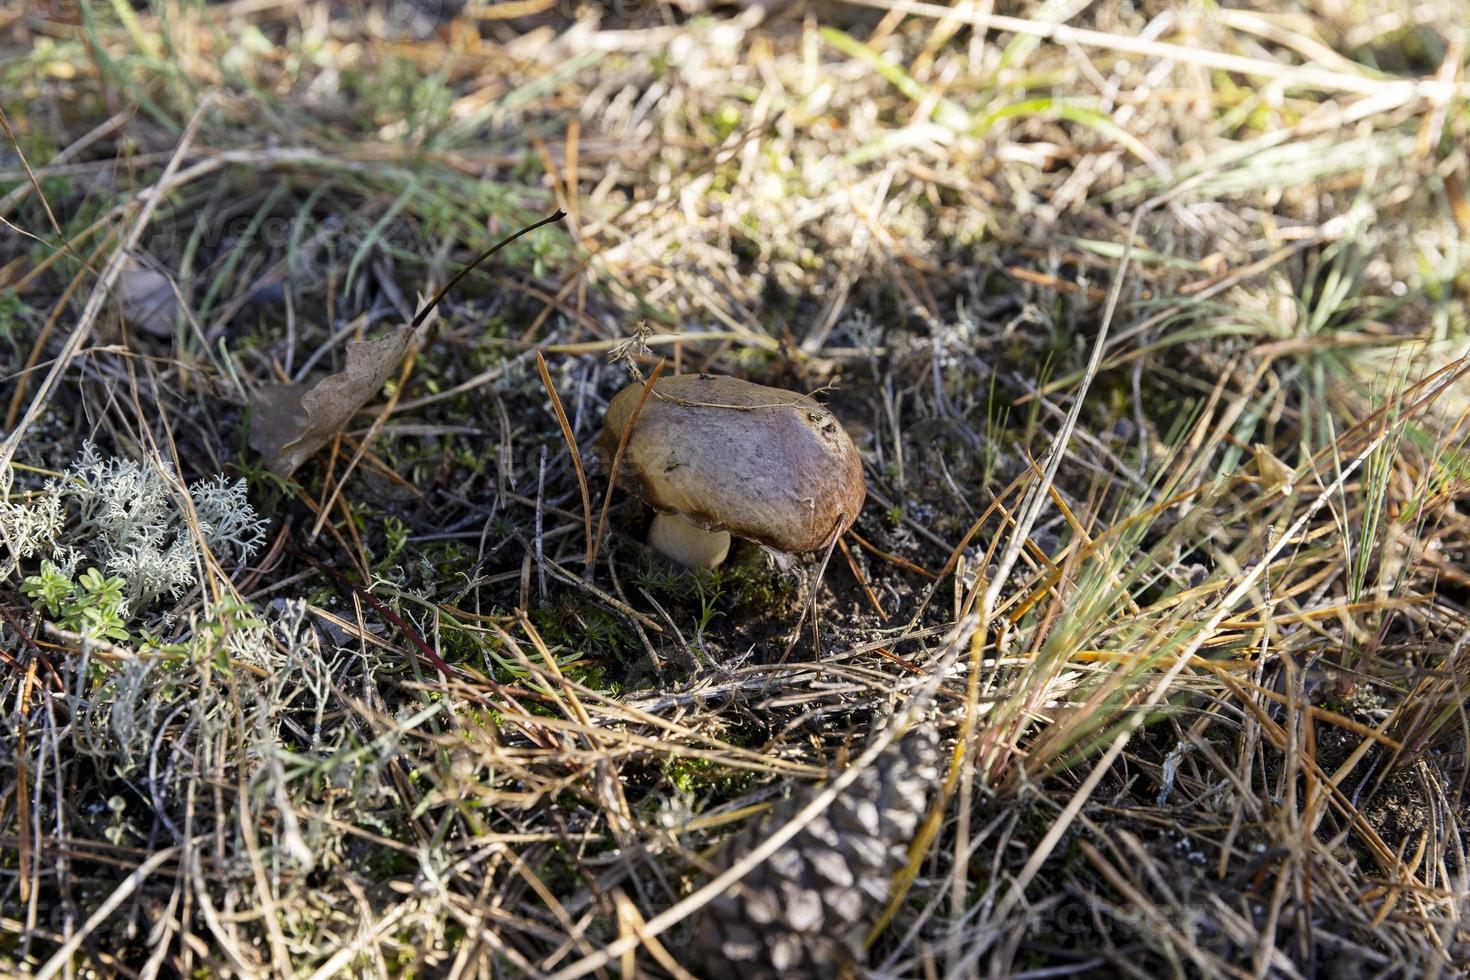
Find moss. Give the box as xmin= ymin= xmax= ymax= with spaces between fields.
xmin=457 ymin=702 xmax=504 ymax=731
xmin=359 ymin=840 xmax=418 ymax=881
xmin=665 ymin=756 xmax=716 ymax=796
xmin=663 ymin=756 xmax=760 ymax=808
xmin=532 ymin=594 xmax=636 ymax=664
xmin=438 ymin=621 xmax=495 ymax=668
xmin=630 ymin=548 xmax=717 ymax=601
xmin=564 ymin=661 xmax=622 ymax=697
xmin=714 ymin=546 xmax=792 ymax=614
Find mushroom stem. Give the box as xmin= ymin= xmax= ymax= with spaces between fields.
xmin=649 ymin=513 xmax=731 ymax=569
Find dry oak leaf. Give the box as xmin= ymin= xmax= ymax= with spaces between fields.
xmin=249 ymin=324 xmax=421 ymax=477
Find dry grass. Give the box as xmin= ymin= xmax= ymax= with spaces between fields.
xmin=2 ymin=0 xmax=1469 ymax=975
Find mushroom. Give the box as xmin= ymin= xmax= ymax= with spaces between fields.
xmin=598 ymin=374 xmax=866 ymax=569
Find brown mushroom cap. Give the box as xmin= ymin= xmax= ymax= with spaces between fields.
xmin=598 ymin=375 xmax=866 ymax=555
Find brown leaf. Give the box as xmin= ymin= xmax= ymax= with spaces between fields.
xmin=115 ymin=254 xmax=179 ymax=337
xmin=249 ymin=325 xmax=420 ymax=477
xmin=247 ymin=209 xmax=566 ymax=478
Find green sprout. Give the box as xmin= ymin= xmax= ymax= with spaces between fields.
xmin=23 ymin=561 xmax=132 ymax=643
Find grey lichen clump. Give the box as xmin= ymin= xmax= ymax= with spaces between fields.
xmin=1 ymin=443 xmax=267 ymax=609
xmin=688 ymin=729 xmax=940 ymax=978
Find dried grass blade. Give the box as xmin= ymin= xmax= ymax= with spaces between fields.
xmin=536 ymin=349 xmax=596 ymax=569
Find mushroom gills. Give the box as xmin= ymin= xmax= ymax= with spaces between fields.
xmin=649 ymin=512 xmax=731 ymax=569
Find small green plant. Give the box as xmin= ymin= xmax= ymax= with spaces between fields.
xmin=0 ymin=289 xmax=29 ymax=349
xmin=693 ymin=581 xmax=723 ymax=636
xmin=382 ymin=515 xmax=410 ymax=565
xmin=666 ymin=756 xmax=717 ymax=796
xmin=21 ymin=558 xmax=78 ymax=616
xmin=23 ymin=561 xmax=131 ymax=643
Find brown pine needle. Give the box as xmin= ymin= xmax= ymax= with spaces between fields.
xmin=536 ymin=348 xmax=596 ymax=570
xmin=847 ymin=529 xmax=937 ymax=579
xmin=838 ymin=535 xmax=887 ymax=621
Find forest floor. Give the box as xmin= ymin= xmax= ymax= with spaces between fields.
xmin=2 ymin=0 xmax=1469 ymax=976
